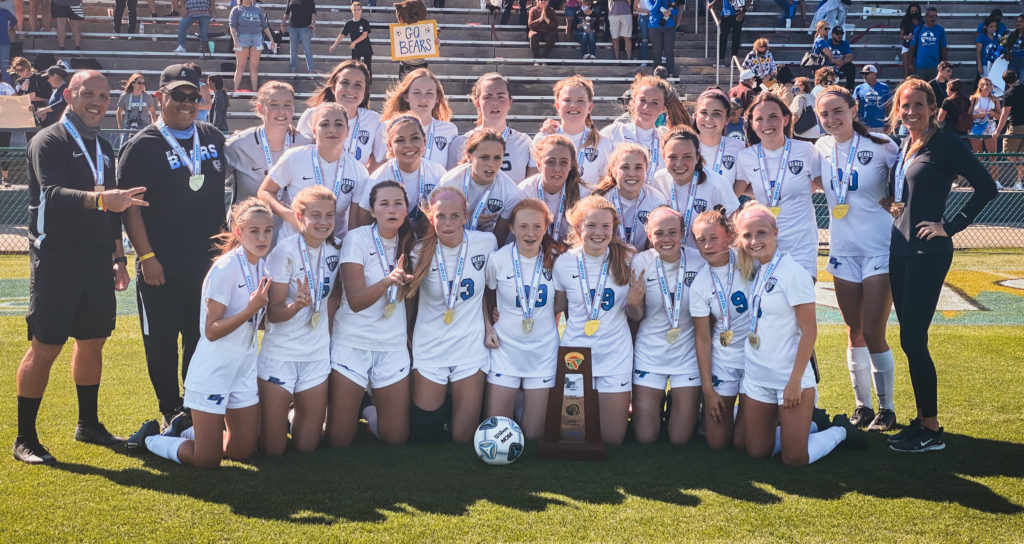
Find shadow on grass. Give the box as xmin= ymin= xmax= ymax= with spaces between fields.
xmin=53 ymin=431 xmax=1023 ymax=523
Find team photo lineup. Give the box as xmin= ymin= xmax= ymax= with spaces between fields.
xmin=15 ymin=34 xmax=1001 ymax=472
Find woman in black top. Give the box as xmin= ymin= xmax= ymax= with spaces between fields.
xmin=882 ymin=78 xmax=997 ymax=453
xmin=935 ymin=78 xmax=968 ymax=135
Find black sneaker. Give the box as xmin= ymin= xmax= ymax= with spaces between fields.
xmin=13 ymin=439 xmax=57 ymax=465
xmin=126 ymin=420 xmax=160 ymax=451
xmin=160 ymin=407 xmax=187 ymax=432
xmin=162 ymin=411 xmax=192 ymax=438
xmin=812 ymin=407 xmax=832 ymax=432
xmin=849 ymin=406 xmax=875 ymax=428
xmin=868 ymin=409 xmax=897 ymax=432
xmin=832 ymin=414 xmax=868 ymax=450
xmin=74 ymin=422 xmax=125 ymax=446
xmin=888 ymin=418 xmax=923 ymax=443
xmin=890 ymin=426 xmax=945 ymax=453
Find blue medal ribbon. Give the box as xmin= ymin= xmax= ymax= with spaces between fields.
xmin=511 ymin=242 xmax=544 ymax=321
xmin=748 ymin=248 xmax=783 ymax=338
xmin=755 ymin=138 xmax=792 ymax=209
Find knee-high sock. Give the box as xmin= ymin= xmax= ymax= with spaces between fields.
xmin=807 ymin=426 xmax=847 ymax=464
xmin=870 ymin=349 xmax=896 ymax=411
xmin=362 ymin=405 xmax=379 ymax=439
xmin=771 ymin=421 xmax=819 ymax=457
xmin=145 ymin=435 xmax=186 ymax=464
xmin=848 ymin=347 xmax=872 ymax=408
xmin=180 ymin=426 xmax=195 ymax=441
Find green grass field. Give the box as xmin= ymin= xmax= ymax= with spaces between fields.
xmin=1 ymin=252 xmax=1023 ymax=543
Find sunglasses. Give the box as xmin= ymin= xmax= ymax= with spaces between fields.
xmin=168 ymin=89 xmax=200 ymax=103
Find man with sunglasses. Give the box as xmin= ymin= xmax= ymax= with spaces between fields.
xmin=15 ymin=70 xmax=149 ymax=464
xmin=118 ymin=63 xmax=227 ymax=437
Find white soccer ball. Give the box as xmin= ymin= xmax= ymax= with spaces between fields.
xmin=473 ymin=416 xmax=525 ymax=465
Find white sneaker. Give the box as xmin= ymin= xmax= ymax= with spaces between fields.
xmin=1013 ymin=182 xmax=1024 ymax=191
xmin=173 ymin=45 xmax=186 ymax=53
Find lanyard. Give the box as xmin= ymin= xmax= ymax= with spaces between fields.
xmin=371 ymin=224 xmax=398 ymax=309
xmin=500 ymin=126 xmax=511 ymax=141
xmin=655 ymin=251 xmax=686 ymax=332
xmin=235 ymin=250 xmax=264 ymax=346
xmin=258 ymin=126 xmax=291 ymax=174
xmin=610 ymin=187 xmax=645 ymax=243
xmin=537 ymin=180 xmax=566 ymax=238
xmin=424 ymin=119 xmax=436 ymax=162
xmin=61 ymin=116 xmax=103 ymax=188
xmin=297 ymin=235 xmax=326 ymax=313
xmin=156 ymin=120 xmax=201 ymax=176
xmin=748 ymin=248 xmax=783 ymax=336
xmin=830 ymin=134 xmax=859 ymax=206
xmin=711 ymin=138 xmax=727 ymax=175
xmin=511 ymin=243 xmax=544 ymax=320
xmin=463 ymin=167 xmax=495 ymax=231
xmin=391 ymin=158 xmax=427 ymax=204
xmin=435 ymin=235 xmax=470 ymax=313
xmin=893 ymin=136 xmax=914 ymax=203
xmin=559 ymin=127 xmax=590 ymax=176
xmin=709 ymin=251 xmax=735 ymax=332
xmin=311 ymin=148 xmax=347 ymax=199
xmin=345 ymin=109 xmax=362 ymax=160
xmin=576 ymin=250 xmax=610 ymax=322
xmin=755 ymin=139 xmax=791 ymax=208
xmin=668 ymin=170 xmax=700 ymax=244
xmin=634 ymin=124 xmax=659 ymax=183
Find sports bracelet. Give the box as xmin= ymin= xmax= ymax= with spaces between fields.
xmin=138 ymin=252 xmax=156 ymax=262
xmin=97 ymin=193 xmax=105 ymax=212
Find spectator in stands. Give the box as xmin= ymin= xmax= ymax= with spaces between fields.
xmin=766 ymin=64 xmax=795 ymax=105
xmin=742 ymin=37 xmax=777 ymax=84
xmin=565 ymin=0 xmax=581 ymax=39
xmin=977 ymin=9 xmax=1006 ymax=37
xmin=771 ymin=0 xmax=796 ymax=28
xmin=790 ymin=76 xmax=818 ymax=141
xmin=899 ymin=3 xmax=922 ymax=78
xmin=27 ymin=0 xmax=51 ymax=33
xmin=10 ymin=58 xmax=52 ymax=124
xmin=929 ymin=61 xmax=952 ymax=105
xmin=114 ymin=0 xmax=165 ymax=34
xmin=608 ymin=0 xmax=632 ymax=60
xmin=969 ymin=77 xmax=1001 ymax=153
xmin=174 ymin=0 xmax=214 ymax=54
xmin=729 ymin=69 xmax=757 ymax=112
xmin=529 ymin=0 xmax=559 ymax=63
xmin=936 ymin=78 xmax=969 ymax=136
xmin=909 ymin=7 xmax=946 ymax=77
xmin=711 ymin=0 xmax=753 ymax=68
xmin=852 ymin=65 xmax=891 ymax=132
xmin=811 ymin=65 xmax=835 ymax=98
xmin=822 ymin=26 xmax=855 ymax=91
xmin=994 ymin=70 xmax=1024 ymax=189
xmin=646 ymin=0 xmax=678 ymax=76
xmin=978 ymin=18 xmax=1002 ymax=81
xmin=34 ymin=65 xmax=68 ymax=127
xmin=810 ymin=0 xmax=846 ymax=33
xmin=577 ymin=0 xmax=598 ymax=59
xmin=229 ymin=0 xmax=275 ymax=93
xmin=116 ymin=73 xmax=158 ymax=148
xmin=207 ymin=74 xmax=229 ymax=131
xmin=500 ymin=0 xmax=528 ymax=26
xmin=1003 ymin=15 xmax=1024 ymax=79
xmin=51 ymin=0 xmax=84 ymax=51
xmin=331 ymin=2 xmax=373 ymax=78
xmin=0 ymin=5 xmax=17 ymax=84
xmin=725 ymin=96 xmax=746 ymax=142
xmin=283 ymin=0 xmax=317 ymax=74
xmin=634 ymin=0 xmax=649 ymax=61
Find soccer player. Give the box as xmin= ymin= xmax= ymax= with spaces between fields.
xmin=692 ymin=88 xmax=747 ymax=188
xmin=533 ymin=75 xmax=614 ymax=187
xmin=438 ymin=129 xmax=522 ymax=242
xmin=380 ymin=68 xmax=458 ymax=170
xmin=517 ymin=134 xmax=588 ymax=242
xmin=591 ymin=143 xmax=668 ymax=250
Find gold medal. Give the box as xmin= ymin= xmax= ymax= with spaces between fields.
xmin=769 ymin=206 xmax=781 ymax=218
xmin=666 ymin=327 xmax=681 ymax=344
xmin=522 ymin=318 xmax=534 ymax=334
xmin=584 ymin=319 xmax=600 ymax=336
xmin=310 ymin=311 xmax=321 ymax=329
xmin=748 ymin=331 xmax=760 ymax=349
xmin=892 ymin=202 xmax=906 ymax=216
xmin=444 ymin=308 xmax=455 ymax=325
xmin=832 ymin=203 xmax=850 ymax=219
xmin=94 ymin=184 xmax=105 ymax=192
xmin=384 ymin=303 xmax=396 ymax=319
xmin=719 ymin=330 xmax=734 ymax=347
xmin=188 ymin=174 xmax=205 ymax=191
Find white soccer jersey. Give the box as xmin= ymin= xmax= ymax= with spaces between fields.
xmin=815 ymin=132 xmax=899 ymax=257
xmin=598 ymin=121 xmax=668 ymax=176
xmin=297 ymin=106 xmax=387 ymax=165
xmin=259 ymin=234 xmax=341 ymax=362
xmin=553 ymin=247 xmax=633 ymax=378
xmin=688 ymin=250 xmax=751 ymax=371
xmin=358 ymin=157 xmax=447 ymax=214
xmin=333 ymin=225 xmax=408 ymax=351
xmin=735 ymin=139 xmax=822 ymax=276
xmin=447 ymin=127 xmax=537 ymax=184
xmin=631 ymin=247 xmax=706 ymax=376
xmin=652 ymin=167 xmax=740 ymax=248
xmin=224 ymin=126 xmax=312 ymax=202
xmin=269 ymin=144 xmax=369 ymax=241
xmin=516 ymin=173 xmax=592 ymax=243
xmin=532 ymin=128 xmax=614 ymax=188
xmin=485 ymin=243 xmax=560 ymax=378
xmin=699 ymin=137 xmax=746 ymax=187
xmin=422 ymin=118 xmax=459 ymax=169
xmin=438 ymin=163 xmax=522 ymax=231
xmin=743 ymin=253 xmax=816 ymax=389
xmin=411 ymin=230 xmax=498 ymax=367
xmin=601 ymin=185 xmax=668 ymax=249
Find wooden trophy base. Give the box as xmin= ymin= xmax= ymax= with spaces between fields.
xmin=538 ymin=347 xmax=606 ymax=461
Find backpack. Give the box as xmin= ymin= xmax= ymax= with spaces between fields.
xmin=955 ymin=97 xmax=973 ymax=134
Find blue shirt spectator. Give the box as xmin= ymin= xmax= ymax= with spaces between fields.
xmin=646 ymin=0 xmax=678 ymax=28
xmin=911 ymin=10 xmax=947 ymax=70
xmin=812 ymin=36 xmax=828 ymax=55
xmin=827 ymin=37 xmax=851 ymax=60
xmin=853 ymin=67 xmax=891 ymax=130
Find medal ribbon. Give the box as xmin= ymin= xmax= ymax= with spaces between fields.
xmin=435 ymin=235 xmax=469 ymax=314
xmin=656 ymin=251 xmax=686 ymax=332
xmin=462 ymin=168 xmax=495 ymax=231
xmin=511 ymin=242 xmax=544 ymax=320
xmin=391 ymin=158 xmax=427 ymax=204
xmin=892 ymin=137 xmax=914 ymax=204
xmin=634 ymin=124 xmax=659 ymax=184
xmin=371 ymin=224 xmax=398 ymax=309
xmin=235 ymin=250 xmax=264 ymax=344
xmin=669 ymin=171 xmax=700 ymax=244
xmin=62 ymin=116 xmax=103 ymax=187
xmin=424 ymin=119 xmax=436 ymax=162
xmin=830 ymin=134 xmax=859 ymax=206
xmin=345 ymin=110 xmax=361 ymax=158
xmin=755 ymin=138 xmax=791 ymax=208
xmin=537 ymin=181 xmax=565 ymax=238
xmin=711 ymin=138 xmax=727 ymax=175
xmin=610 ymin=187 xmax=645 ymax=242
xmin=297 ymin=236 xmax=326 ymax=313
xmin=748 ymin=248 xmax=783 ymax=337
xmin=311 ymin=148 xmax=347 ymax=199
xmin=708 ymin=250 xmax=735 ymax=333
xmin=575 ymin=250 xmax=610 ymax=322
xmin=258 ymin=125 xmax=291 ymax=173
xmin=156 ymin=120 xmax=201 ymax=177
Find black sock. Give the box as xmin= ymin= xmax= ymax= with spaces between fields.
xmin=76 ymin=384 xmax=99 ymax=427
xmin=17 ymin=396 xmax=42 ymax=444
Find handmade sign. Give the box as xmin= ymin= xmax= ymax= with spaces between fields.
xmin=389 ymin=20 xmax=439 ymax=61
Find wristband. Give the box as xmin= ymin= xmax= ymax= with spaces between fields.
xmin=113 ymin=256 xmax=128 ymax=265
xmin=138 ymin=252 xmax=156 ymax=262
xmin=97 ymin=193 xmax=106 ymax=212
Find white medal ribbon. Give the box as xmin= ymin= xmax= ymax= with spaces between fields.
xmin=61 ymin=116 xmax=103 ymax=188
xmin=435 ymin=235 xmax=469 ymax=314
xmin=371 ymin=224 xmax=398 ymax=310
xmin=156 ymin=120 xmax=202 ymax=177
xmin=709 ymin=250 xmax=735 ymax=333
xmin=558 ymin=127 xmax=590 ymax=177
xmin=655 ymin=250 xmax=686 ymax=333
xmin=755 ymin=138 xmax=791 ymax=208
xmin=391 ymin=158 xmax=427 ymax=206
xmin=575 ymin=250 xmax=610 ymax=323
xmin=610 ymin=187 xmax=645 ymax=243
xmin=669 ymin=170 xmax=700 ymax=244
xmin=892 ymin=136 xmax=914 ymax=204
xmin=463 ymin=168 xmax=495 ymax=231
xmin=257 ymin=125 xmax=291 ymax=174
xmin=634 ymin=124 xmax=659 ymax=184
xmin=297 ymin=235 xmax=327 ymax=314
xmin=748 ymin=248 xmax=783 ymax=337
xmin=711 ymin=138 xmax=727 ymax=175
xmin=235 ymin=249 xmax=264 ymax=346
xmin=537 ymin=181 xmax=566 ymax=238
xmin=311 ymin=148 xmax=348 ymax=199
xmin=345 ymin=109 xmax=362 ymax=160
xmin=830 ymin=133 xmax=859 ymax=206
xmin=424 ymin=119 xmax=436 ymax=162
xmin=512 ymin=242 xmax=544 ymax=321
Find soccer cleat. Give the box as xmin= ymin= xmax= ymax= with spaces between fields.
xmin=890 ymin=426 xmax=945 ymax=453
xmin=126 ymin=420 xmax=160 ymax=451
xmin=849 ymin=406 xmax=875 ymax=428
xmin=832 ymin=414 xmax=868 ymax=450
xmin=868 ymin=409 xmax=897 ymax=432
xmin=160 ymin=407 xmax=188 ymax=432
xmin=161 ymin=412 xmax=192 ymax=438
xmin=74 ymin=422 xmax=125 ymax=446
xmin=812 ymin=407 xmax=832 ymax=432
xmin=13 ymin=439 xmax=57 ymax=465
xmin=888 ymin=418 xmax=923 ymax=443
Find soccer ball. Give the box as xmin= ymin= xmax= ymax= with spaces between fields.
xmin=473 ymin=416 xmax=525 ymax=465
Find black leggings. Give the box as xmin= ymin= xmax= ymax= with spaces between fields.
xmin=718 ymin=14 xmax=743 ymax=62
xmin=889 ymin=251 xmax=953 ymax=419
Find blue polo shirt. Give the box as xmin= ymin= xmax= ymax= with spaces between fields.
xmin=913 ymin=24 xmax=947 ymax=69
xmin=853 ymin=81 xmax=892 ymax=129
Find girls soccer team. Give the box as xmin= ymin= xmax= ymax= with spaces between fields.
xmin=127 ymin=61 xmax=998 ymax=467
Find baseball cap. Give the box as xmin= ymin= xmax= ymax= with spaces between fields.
xmin=159 ymin=63 xmax=201 ymax=91
xmin=740 ymin=69 xmax=756 ymax=81
xmin=832 ymin=26 xmax=845 ymax=34
xmin=861 ymin=65 xmax=878 ymax=74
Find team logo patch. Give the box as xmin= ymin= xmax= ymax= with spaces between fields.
xmin=788 ymin=160 xmax=804 ymax=175
xmin=434 ymin=136 xmax=448 ymax=150
xmin=638 ymin=210 xmax=650 ymax=224
xmin=103 ymin=155 xmax=112 ymax=167
xmin=584 ymin=147 xmax=598 ymax=162
xmin=471 ymin=254 xmax=486 ymax=270
xmin=212 ymin=159 xmax=223 ymax=173
xmin=486 ymin=198 xmax=503 ymax=213
xmin=326 ymin=255 xmax=339 ymax=272
xmin=543 ymin=268 xmax=553 ymax=280
xmin=685 ymin=271 xmax=697 ymax=286
xmin=694 ymin=198 xmax=708 ymax=212
xmin=340 ymin=178 xmax=356 ymax=194
xmin=857 ymin=150 xmax=874 ymax=165
xmin=357 ymin=129 xmax=370 ymax=145
xmin=765 ymin=277 xmax=778 ymax=293
xmin=721 ymin=155 xmax=735 ymax=170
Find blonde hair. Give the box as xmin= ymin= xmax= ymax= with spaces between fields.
xmin=312 ymin=102 xmax=350 ymax=135
xmin=291 ymin=185 xmax=339 ymax=246
xmin=753 ymin=37 xmax=770 ymax=49
xmin=252 ymin=80 xmax=295 ymax=115
xmin=691 ymin=207 xmax=734 ymax=243
xmin=406 ymin=186 xmax=469 ymax=296
xmin=629 ymin=73 xmax=691 ymax=128
xmin=381 ymin=68 xmax=453 ymax=122
xmin=594 ymin=143 xmax=649 ymax=195
xmin=733 ymin=202 xmax=778 ymax=281
xmin=553 ymin=75 xmax=601 ymax=149
xmin=886 ymin=78 xmax=939 ymax=156
xmin=565 ymin=195 xmax=634 ymax=286
xmin=213 ymin=198 xmax=272 ymax=257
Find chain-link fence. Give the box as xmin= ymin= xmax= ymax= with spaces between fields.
xmin=2 ymin=144 xmax=1024 ymax=253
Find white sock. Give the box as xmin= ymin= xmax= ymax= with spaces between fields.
xmin=807 ymin=426 xmax=846 ymax=464
xmin=145 ymin=435 xmax=186 ymax=464
xmin=362 ymin=405 xmax=379 ymax=439
xmin=772 ymin=422 xmax=818 ymax=457
xmin=180 ymin=426 xmax=195 ymax=441
xmin=870 ymin=350 xmax=896 ymax=411
xmin=847 ymin=347 xmax=872 ymax=408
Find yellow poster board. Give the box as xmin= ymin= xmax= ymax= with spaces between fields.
xmin=0 ymin=95 xmax=36 ymax=129
xmin=389 ymin=20 xmax=440 ymax=61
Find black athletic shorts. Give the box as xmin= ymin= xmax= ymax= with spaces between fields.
xmin=51 ymin=3 xmax=85 ymax=21
xmin=26 ymin=245 xmax=115 ymax=345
